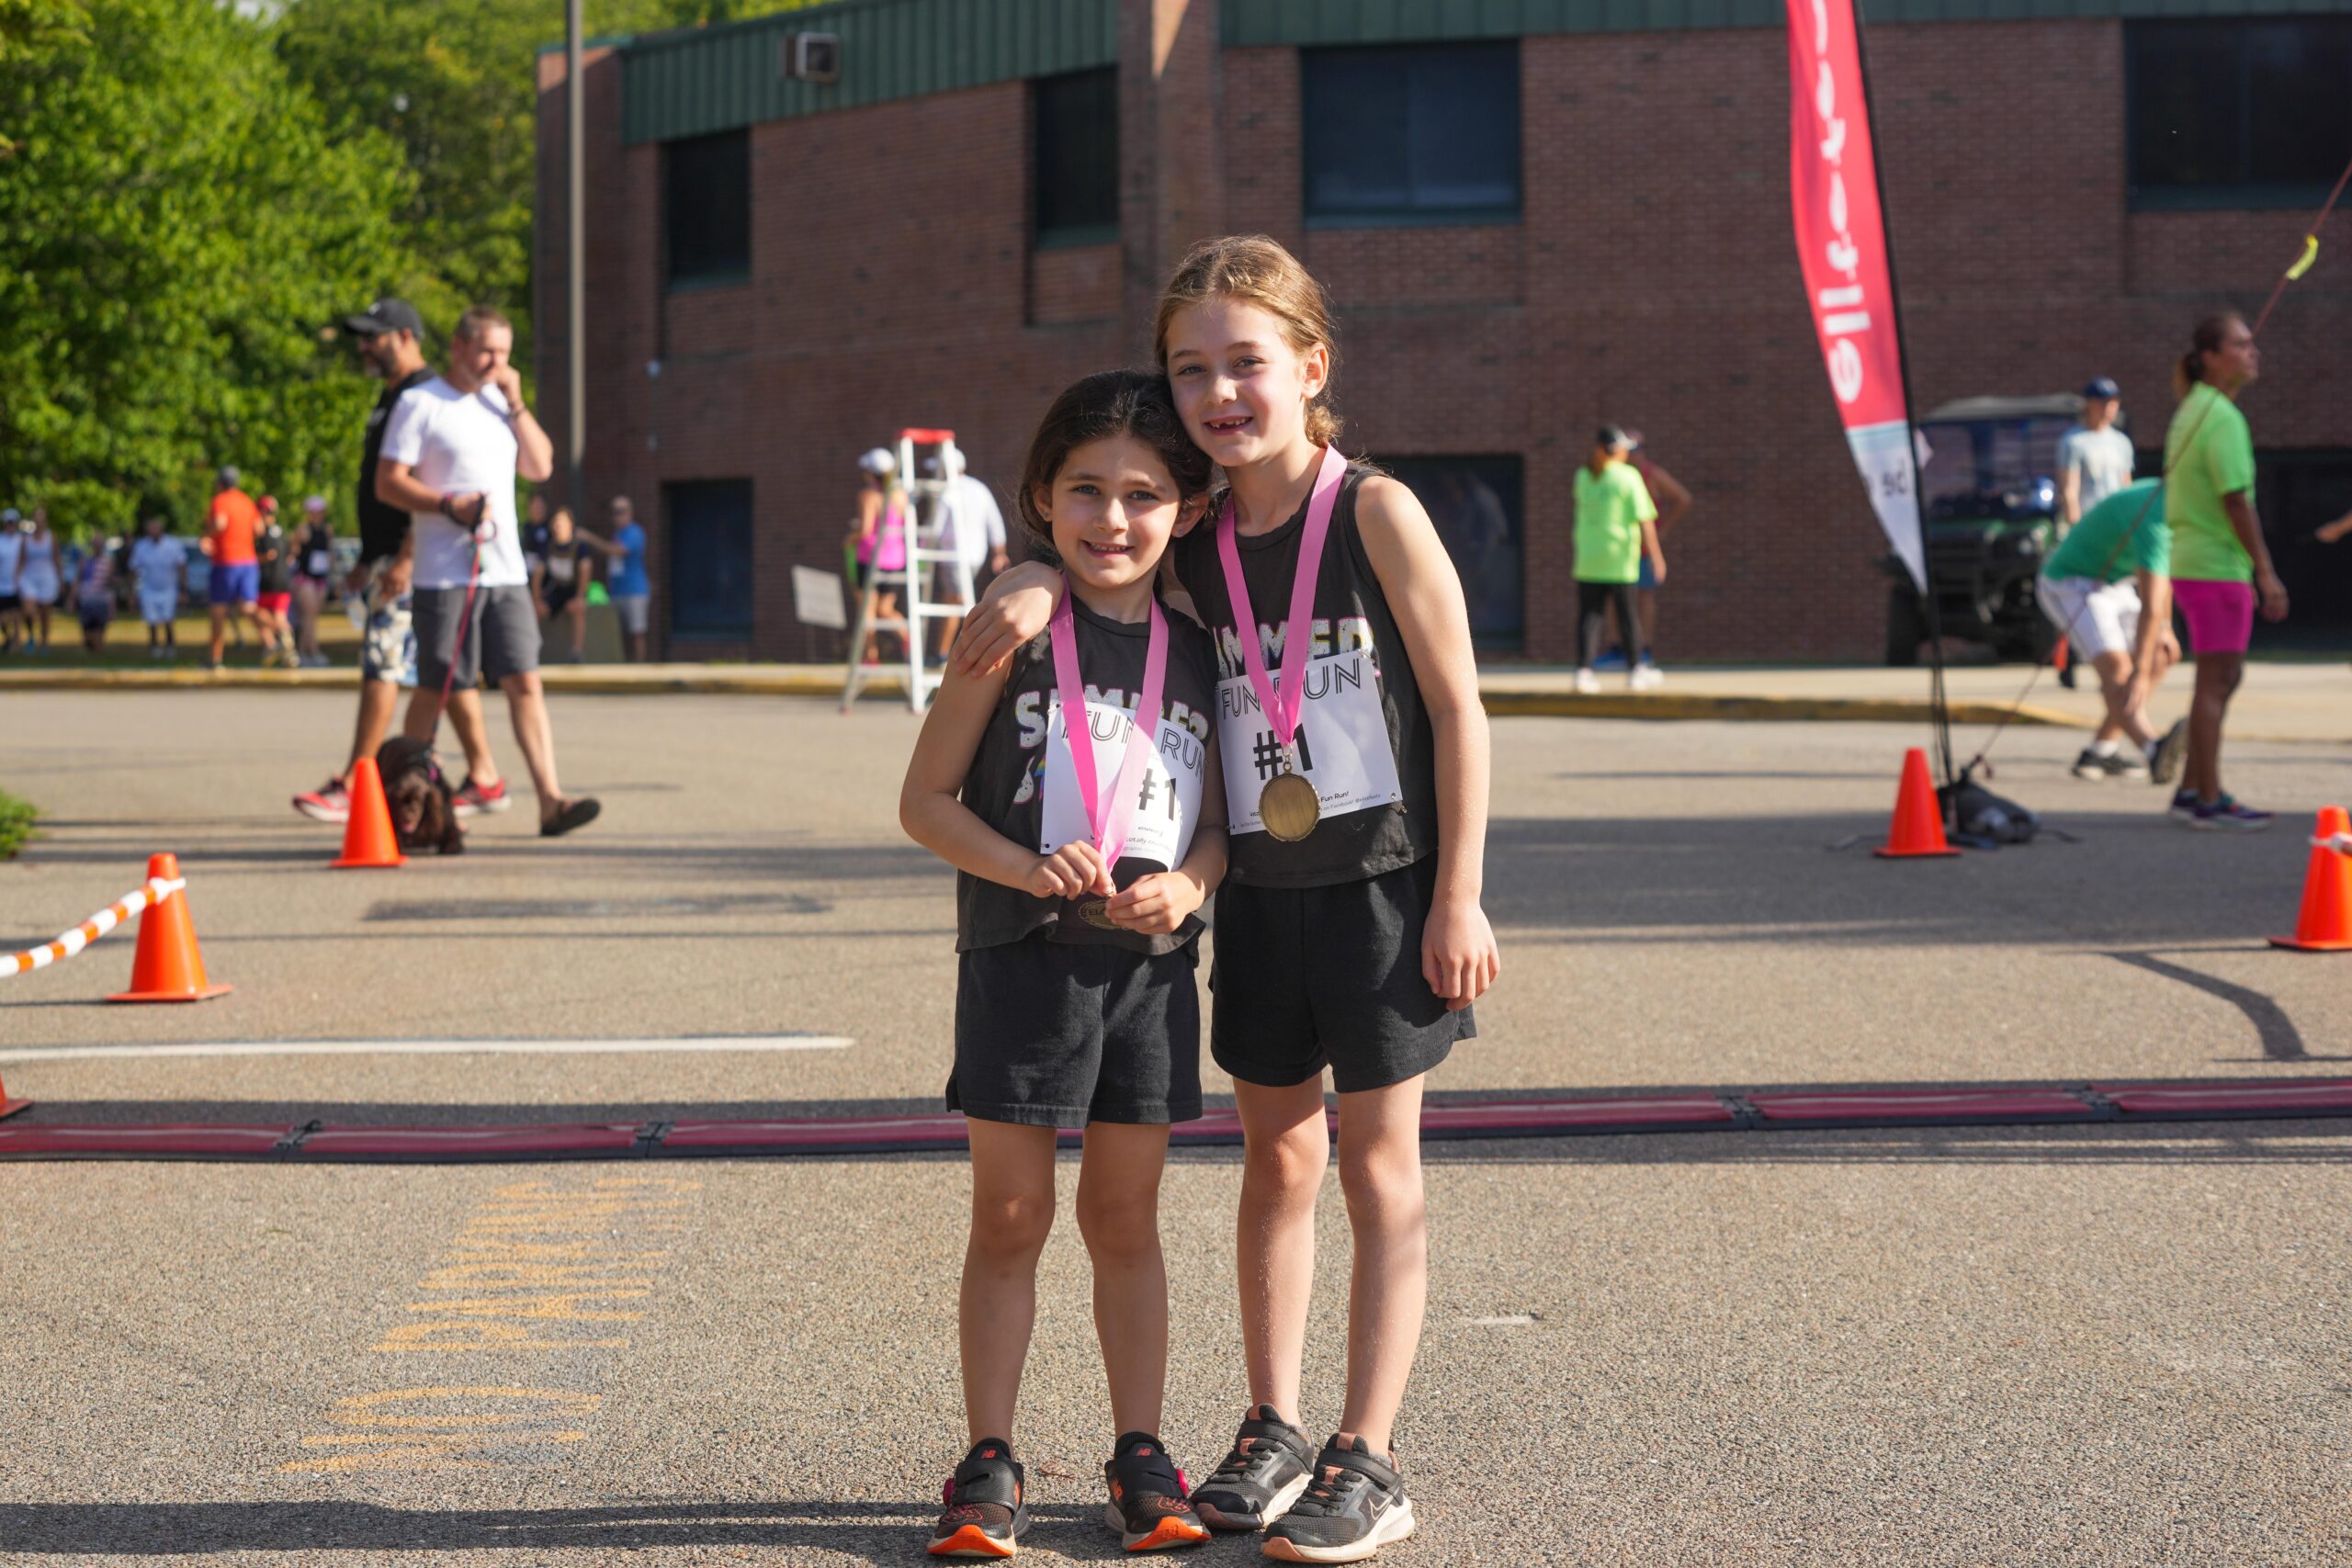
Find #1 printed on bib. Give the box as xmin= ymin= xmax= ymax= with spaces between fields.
xmin=1039 ymin=696 xmax=1207 ymax=872
xmin=1216 ymin=649 xmax=1402 ymax=836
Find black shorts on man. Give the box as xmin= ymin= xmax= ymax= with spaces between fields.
xmin=413 ymin=582 xmax=539 ymax=691
xmin=952 ymin=932 xmax=1202 ymax=1130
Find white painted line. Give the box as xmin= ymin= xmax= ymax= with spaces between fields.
xmin=0 ymin=1034 xmax=854 ymax=1066
xmin=1461 ymin=1314 xmax=1541 ymax=1326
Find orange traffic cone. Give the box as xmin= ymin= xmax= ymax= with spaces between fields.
xmin=2270 ymin=807 xmax=2352 ymax=952
xmin=0 ymin=1064 xmax=26 ymax=1121
xmin=108 ymin=852 xmax=233 ymax=1003
xmin=1874 ymin=747 xmax=1960 ymax=859
xmin=333 ymin=756 xmax=406 ymax=869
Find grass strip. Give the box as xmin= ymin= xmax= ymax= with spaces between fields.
xmin=0 ymin=789 xmax=36 ymax=861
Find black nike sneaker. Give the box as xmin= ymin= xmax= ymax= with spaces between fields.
xmin=1192 ymin=1405 xmax=1316 ymax=1531
xmin=1102 ymin=1430 xmax=1209 ymax=1551
xmin=931 ymin=1438 xmax=1029 ymax=1559
xmin=1261 ymin=1437 xmax=1416 ymax=1563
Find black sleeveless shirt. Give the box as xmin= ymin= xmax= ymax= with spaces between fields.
xmin=954 ymin=591 xmax=1220 ymax=955
xmin=1172 ymin=462 xmax=1442 ymax=888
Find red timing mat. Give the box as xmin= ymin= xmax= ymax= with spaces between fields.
xmin=0 ymin=1081 xmax=2347 ymax=1162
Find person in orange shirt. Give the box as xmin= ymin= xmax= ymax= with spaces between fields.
xmin=205 ymin=465 xmax=262 ymax=670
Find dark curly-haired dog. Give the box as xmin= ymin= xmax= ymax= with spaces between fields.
xmin=377 ymin=735 xmax=466 ymax=855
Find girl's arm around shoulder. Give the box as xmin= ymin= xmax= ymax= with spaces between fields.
xmin=899 ymin=658 xmax=1110 ymax=900
xmin=1351 ymin=475 xmax=1500 ymax=1012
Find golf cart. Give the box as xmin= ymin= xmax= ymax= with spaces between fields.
xmin=1883 ymin=393 xmax=2088 ymax=666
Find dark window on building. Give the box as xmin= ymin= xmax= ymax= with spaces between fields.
xmin=2128 ymin=19 xmax=2352 ymax=209
xmin=1034 ymin=69 xmax=1118 ymax=247
xmin=664 ymin=130 xmax=751 ymax=288
xmin=1376 ymin=456 xmax=1523 ymax=649
xmin=1302 ymin=43 xmax=1520 ymax=226
xmin=666 ymin=479 xmax=753 ymax=639
xmin=2254 ymin=450 xmax=2352 ymax=651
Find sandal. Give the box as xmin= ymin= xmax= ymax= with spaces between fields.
xmin=539 ymin=796 xmax=601 ymax=838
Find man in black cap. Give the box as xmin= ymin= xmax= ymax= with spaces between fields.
xmin=293 ymin=299 xmax=435 ymax=822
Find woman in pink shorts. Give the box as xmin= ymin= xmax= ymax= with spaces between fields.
xmin=2162 ymin=312 xmax=2288 ymax=830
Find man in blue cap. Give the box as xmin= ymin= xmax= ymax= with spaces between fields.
xmin=2058 ymin=377 xmax=2134 ymax=534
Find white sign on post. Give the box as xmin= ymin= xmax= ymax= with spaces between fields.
xmin=792 ymin=566 xmax=847 ymax=630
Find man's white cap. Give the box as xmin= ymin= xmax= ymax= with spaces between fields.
xmin=858 ymin=447 xmax=896 ymax=476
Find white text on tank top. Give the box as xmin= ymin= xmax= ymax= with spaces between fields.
xmin=1025 ymin=685 xmax=1209 ymax=874
xmin=1213 ymin=612 xmax=1402 ymax=836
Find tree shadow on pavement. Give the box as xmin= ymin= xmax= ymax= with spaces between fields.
xmin=0 ymin=1499 xmax=1274 ymax=1561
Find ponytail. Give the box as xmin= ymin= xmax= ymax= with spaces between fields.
xmin=2174 ymin=311 xmax=2245 ymax=401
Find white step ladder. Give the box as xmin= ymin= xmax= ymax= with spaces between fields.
xmin=841 ymin=427 xmax=977 ymax=714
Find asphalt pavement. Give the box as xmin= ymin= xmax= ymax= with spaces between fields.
xmin=2 ymin=687 xmax=2348 ymax=1565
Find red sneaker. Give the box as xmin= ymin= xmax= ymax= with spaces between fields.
xmin=452 ymin=776 xmax=511 ymax=818
xmin=292 ymin=777 xmax=350 ymax=823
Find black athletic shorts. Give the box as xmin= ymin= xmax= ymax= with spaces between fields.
xmin=951 ymin=931 xmax=1203 ymax=1130
xmin=1209 ymin=854 xmax=1474 ymax=1095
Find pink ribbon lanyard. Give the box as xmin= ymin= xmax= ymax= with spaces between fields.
xmin=1047 ymin=588 xmax=1169 ymax=870
xmin=1216 ymin=446 xmax=1347 ymax=748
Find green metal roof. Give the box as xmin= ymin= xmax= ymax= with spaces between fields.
xmin=614 ymin=0 xmax=2352 ymax=144
xmin=621 ymin=0 xmax=1117 ymax=144
xmin=1219 ymin=0 xmax=2352 ymax=44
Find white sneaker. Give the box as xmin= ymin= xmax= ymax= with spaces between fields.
xmin=1629 ymin=663 xmax=1665 ymax=692
xmin=1573 ymin=669 xmax=1602 ymax=695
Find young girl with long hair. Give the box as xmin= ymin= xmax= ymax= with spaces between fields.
xmin=956 ymin=235 xmax=1500 ymax=1563
xmin=901 ymin=368 xmax=1230 ymax=1559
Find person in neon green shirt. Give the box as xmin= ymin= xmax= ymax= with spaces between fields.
xmin=2162 ymin=311 xmax=2286 ymax=830
xmin=1572 ymin=425 xmax=1663 ymax=693
xmin=2036 ymin=479 xmax=2178 ymax=779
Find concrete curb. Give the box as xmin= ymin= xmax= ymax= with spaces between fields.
xmin=0 ymin=664 xmax=2091 ymax=727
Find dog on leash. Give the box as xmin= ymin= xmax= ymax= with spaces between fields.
xmin=377 ymin=736 xmax=465 ymax=855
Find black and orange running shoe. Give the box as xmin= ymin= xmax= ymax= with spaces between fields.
xmin=1102 ymin=1430 xmax=1210 ymax=1551
xmin=929 ymin=1438 xmax=1029 ymax=1559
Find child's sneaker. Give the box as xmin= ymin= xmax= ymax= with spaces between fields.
xmin=1193 ymin=1405 xmax=1315 ymax=1530
xmin=2167 ymin=788 xmax=2199 ymax=822
xmin=931 ymin=1438 xmax=1028 ymax=1559
xmin=1261 ymin=1437 xmax=1416 ymax=1563
xmin=1102 ymin=1430 xmax=1208 ymax=1551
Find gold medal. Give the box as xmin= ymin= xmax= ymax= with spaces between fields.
xmin=1258 ymin=770 xmax=1321 ymax=843
xmin=1077 ymin=897 xmax=1120 ymax=930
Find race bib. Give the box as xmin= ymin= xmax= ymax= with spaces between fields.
xmin=1039 ymin=696 xmax=1205 ymax=874
xmin=306 ymin=550 xmax=333 ymax=577
xmin=1216 ymin=649 xmax=1401 ymax=836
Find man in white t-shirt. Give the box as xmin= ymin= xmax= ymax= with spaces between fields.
xmin=378 ymin=305 xmax=598 ymax=837
xmin=929 ymin=451 xmax=1009 ymax=660
xmin=2058 ymin=377 xmax=2135 ymax=531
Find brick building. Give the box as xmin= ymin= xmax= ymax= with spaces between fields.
xmin=535 ymin=0 xmax=2352 ymax=662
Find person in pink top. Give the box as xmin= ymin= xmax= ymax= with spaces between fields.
xmin=847 ymin=446 xmax=909 ymax=666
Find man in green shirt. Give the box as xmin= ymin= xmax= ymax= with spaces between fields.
xmin=1572 ymin=426 xmax=1663 ymax=694
xmin=2036 ymin=479 xmax=2179 ymax=780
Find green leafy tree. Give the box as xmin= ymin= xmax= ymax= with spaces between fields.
xmin=0 ymin=0 xmax=419 ymax=536
xmin=275 ymin=0 xmax=833 ymax=373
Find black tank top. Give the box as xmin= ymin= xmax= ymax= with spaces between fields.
xmin=1172 ymin=462 xmax=1441 ymax=888
xmin=954 ymin=591 xmax=1220 ymax=955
